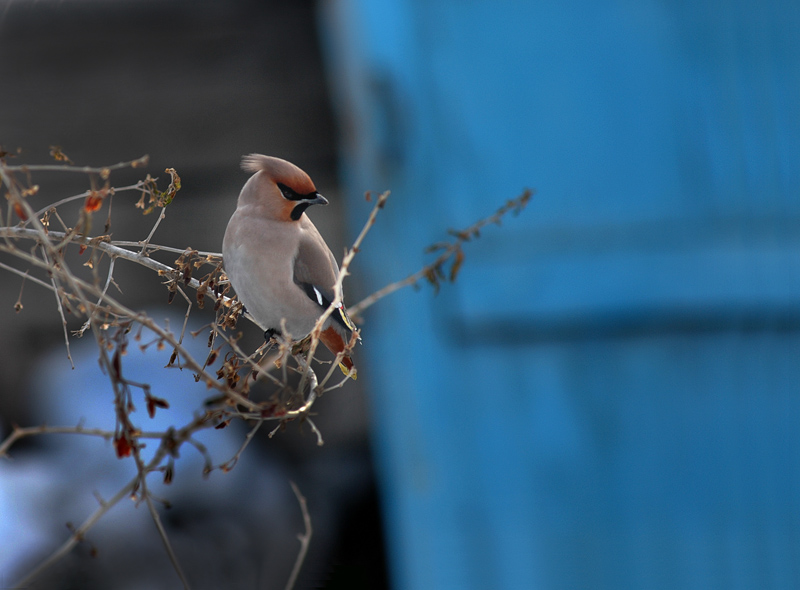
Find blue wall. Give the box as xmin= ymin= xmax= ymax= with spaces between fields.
xmin=321 ymin=1 xmax=800 ymax=588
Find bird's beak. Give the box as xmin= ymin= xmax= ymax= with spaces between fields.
xmin=308 ymin=192 xmax=328 ymax=206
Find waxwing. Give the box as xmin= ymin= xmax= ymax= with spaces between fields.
xmin=222 ymin=155 xmax=357 ymax=376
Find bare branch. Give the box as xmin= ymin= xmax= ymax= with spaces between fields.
xmin=143 ymin=490 xmax=191 ymax=589
xmin=109 ymin=241 xmax=223 ymax=259
xmin=298 ymin=191 xmax=390 ymax=389
xmin=134 ymin=447 xmax=191 ymax=590
xmin=2 ymin=155 xmax=149 ymax=175
xmin=349 ymin=189 xmax=533 ymax=317
xmin=218 ymin=419 xmax=264 ymax=473
xmin=12 ymin=476 xmax=138 ymax=589
xmin=0 ymin=227 xmax=225 ymax=305
xmin=284 ymin=481 xmax=312 ymax=590
xmin=22 ymin=181 xmax=147 ymax=229
xmin=140 ymin=206 xmax=167 ymax=255
xmin=41 ymin=245 xmax=75 ymax=368
xmin=0 ymin=425 xmax=113 ymax=458
xmin=0 ymin=261 xmax=55 ymax=293
xmin=75 ymin=256 xmax=118 ymax=337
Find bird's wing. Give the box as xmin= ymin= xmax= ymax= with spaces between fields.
xmin=293 ymin=223 xmax=356 ymax=333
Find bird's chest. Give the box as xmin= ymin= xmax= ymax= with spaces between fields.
xmin=229 ymin=227 xmax=306 ymax=327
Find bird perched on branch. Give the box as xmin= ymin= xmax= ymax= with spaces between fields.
xmin=222 ymin=155 xmax=358 ymax=377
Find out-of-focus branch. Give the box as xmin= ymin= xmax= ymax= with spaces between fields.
xmin=349 ymin=189 xmax=533 ymax=318
xmin=12 ymin=474 xmax=139 ymax=589
xmin=284 ymin=481 xmax=312 ymax=590
xmin=11 ymin=411 xmax=210 ymax=589
xmin=2 ymin=155 xmax=149 ymax=174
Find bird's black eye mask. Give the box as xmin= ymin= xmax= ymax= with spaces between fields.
xmin=277 ymin=182 xmax=317 ymax=202
xmin=277 ymin=182 xmax=328 ymax=220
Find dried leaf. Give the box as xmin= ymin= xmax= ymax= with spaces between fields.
xmin=163 ymin=463 xmax=174 ymax=485
xmin=83 ymin=187 xmax=109 ymax=212
xmin=49 ymin=145 xmax=73 ymax=164
xmin=12 ymin=203 xmax=27 ymax=221
xmin=424 ymin=268 xmax=440 ymax=295
xmin=449 ymin=248 xmax=465 ymax=282
xmin=146 ymin=395 xmax=170 ymax=418
xmin=113 ymin=435 xmax=132 ymax=458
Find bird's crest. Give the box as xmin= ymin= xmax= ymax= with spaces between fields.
xmin=241 ymin=154 xmax=316 ymax=195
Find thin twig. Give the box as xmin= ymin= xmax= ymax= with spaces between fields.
xmin=24 ymin=182 xmax=147 ymax=229
xmin=141 ymin=472 xmax=191 ymax=589
xmin=215 ymin=329 xmax=284 ymax=389
xmin=0 ymin=238 xmax=258 ymax=409
xmin=218 ymin=419 xmax=264 ymax=472
xmin=41 ymin=245 xmax=74 ymax=368
xmin=8 ymin=413 xmax=215 ymax=586
xmin=0 ymin=261 xmax=55 ymax=293
xmin=0 ymin=425 xmax=114 ymax=457
xmin=0 ymin=227 xmax=226 ymax=305
xmin=284 ymin=481 xmax=312 ymax=590
xmin=284 ymin=355 xmax=319 ymax=418
xmin=298 ymin=191 xmax=389 ymax=391
xmin=349 ymin=189 xmax=532 ymax=317
xmin=109 ymin=241 xmax=223 ymax=259
xmin=76 ymin=256 xmax=117 ymax=337
xmin=12 ymin=480 xmax=136 ymax=589
xmin=139 ymin=206 xmax=167 ymax=255
xmin=2 ymin=155 xmax=149 ymax=174
xmin=305 ymin=417 xmax=324 ymax=447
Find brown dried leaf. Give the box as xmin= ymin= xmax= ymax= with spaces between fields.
xmin=49 ymin=146 xmax=73 ymax=164
xmin=449 ymin=248 xmax=465 ymax=282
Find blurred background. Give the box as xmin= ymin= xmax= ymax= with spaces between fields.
xmin=1 ymin=1 xmax=800 ymax=589
xmin=0 ymin=1 xmax=382 ymax=588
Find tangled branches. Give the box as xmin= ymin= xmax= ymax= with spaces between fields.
xmin=0 ymin=153 xmax=531 ymax=588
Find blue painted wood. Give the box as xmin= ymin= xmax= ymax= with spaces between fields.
xmin=320 ymin=1 xmax=800 ymax=588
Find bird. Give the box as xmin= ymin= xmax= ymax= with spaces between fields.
xmin=222 ymin=154 xmax=358 ymax=378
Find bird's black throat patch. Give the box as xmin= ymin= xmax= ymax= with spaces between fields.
xmin=290 ymin=202 xmax=312 ymax=221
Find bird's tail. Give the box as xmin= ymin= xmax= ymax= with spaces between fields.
xmin=320 ymin=326 xmax=357 ymax=379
